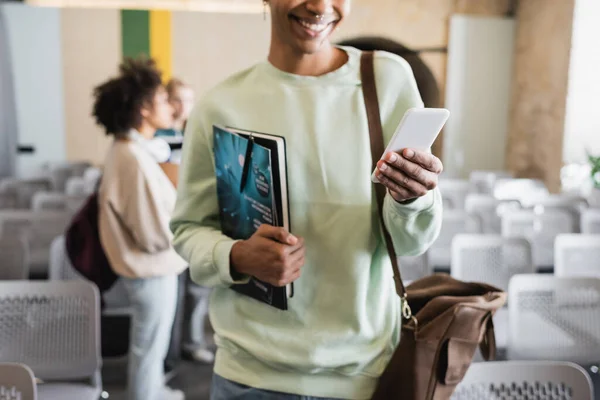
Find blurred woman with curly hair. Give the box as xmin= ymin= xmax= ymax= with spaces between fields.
xmin=93 ymin=57 xmax=187 ymax=400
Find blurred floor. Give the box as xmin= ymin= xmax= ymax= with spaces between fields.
xmin=102 ymin=357 xmax=213 ymax=400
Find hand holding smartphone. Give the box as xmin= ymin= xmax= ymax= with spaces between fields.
xmin=372 ymin=108 xmax=449 ymax=183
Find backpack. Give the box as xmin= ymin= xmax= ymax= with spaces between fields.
xmin=65 ymin=191 xmax=118 ymax=294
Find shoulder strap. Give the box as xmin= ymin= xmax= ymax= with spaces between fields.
xmin=360 ymin=51 xmax=407 ymax=300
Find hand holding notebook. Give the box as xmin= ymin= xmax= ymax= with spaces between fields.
xmin=230 ymin=225 xmax=305 ymax=288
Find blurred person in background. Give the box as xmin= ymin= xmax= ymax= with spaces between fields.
xmin=155 ymin=78 xmax=195 ymax=138
xmin=93 ymin=57 xmax=188 ymax=400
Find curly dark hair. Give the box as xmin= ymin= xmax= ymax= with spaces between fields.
xmin=92 ymin=57 xmax=163 ymax=135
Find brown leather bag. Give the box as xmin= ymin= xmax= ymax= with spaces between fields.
xmin=360 ymin=51 xmax=508 ymax=400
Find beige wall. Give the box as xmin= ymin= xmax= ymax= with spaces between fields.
xmin=171 ymin=12 xmax=270 ymax=98
xmin=506 ymin=0 xmax=575 ymax=193
xmin=64 ymin=2 xmax=513 ymax=164
xmin=62 ymin=9 xmax=120 ymax=166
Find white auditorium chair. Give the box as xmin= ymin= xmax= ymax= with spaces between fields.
xmin=452 ymin=361 xmax=594 ymax=400
xmin=465 ymin=194 xmax=520 ymax=234
xmin=31 ymin=192 xmax=86 ymax=213
xmin=428 ymin=211 xmax=482 ymax=271
xmin=398 ymin=254 xmax=430 ymax=283
xmin=451 ymin=234 xmax=533 ymax=353
xmin=529 ymin=194 xmax=589 ymax=232
xmin=582 ymin=209 xmax=600 ymax=234
xmin=438 ymin=179 xmax=470 ymax=210
xmin=555 ymin=234 xmax=600 ymax=278
xmin=0 ymin=211 xmax=72 ymax=277
xmin=0 ymin=235 xmax=29 ymax=280
xmin=508 ymin=275 xmax=600 ymax=365
xmin=469 ymin=170 xmax=512 ymax=195
xmin=49 ymin=235 xmax=131 ymax=314
xmin=0 ymin=363 xmax=38 ymax=400
xmin=47 ymin=162 xmax=91 ymax=192
xmin=0 ymin=281 xmax=102 ymax=400
xmin=451 ymin=234 xmax=533 ymax=292
xmin=493 ymin=178 xmax=549 ymax=207
xmin=83 ymin=167 xmax=101 ymax=194
xmin=0 ymin=192 xmax=18 ymax=209
xmin=502 ymin=209 xmax=576 ymax=270
xmin=64 ymin=177 xmax=87 ymax=197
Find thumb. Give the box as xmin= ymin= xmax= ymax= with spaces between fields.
xmin=258 ymin=225 xmax=297 ymax=245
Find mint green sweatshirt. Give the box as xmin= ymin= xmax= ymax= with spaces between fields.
xmin=171 ymin=47 xmax=442 ymax=399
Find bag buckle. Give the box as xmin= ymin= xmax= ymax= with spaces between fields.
xmin=401 ymin=294 xmax=413 ymax=320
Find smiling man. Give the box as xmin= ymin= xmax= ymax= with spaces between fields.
xmin=170 ymin=1 xmax=443 ymax=399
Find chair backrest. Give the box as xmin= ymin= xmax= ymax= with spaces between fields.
xmin=452 ymin=361 xmax=594 ymax=400
xmin=0 ymin=280 xmax=101 ymax=381
xmin=0 ymin=236 xmax=29 ymax=280
xmin=0 ymin=211 xmax=72 ymax=276
xmin=83 ymin=167 xmax=101 ymax=194
xmin=555 ymin=234 xmax=600 ymax=278
xmin=49 ymin=235 xmax=82 ymax=281
xmin=451 ymin=234 xmax=533 ymax=292
xmin=508 ymin=274 xmax=600 ymax=364
xmin=65 ymin=177 xmax=87 ymax=197
xmin=428 ymin=211 xmax=482 ymax=269
xmin=0 ymin=192 xmax=18 ymax=209
xmin=469 ymin=170 xmax=512 ymax=195
xmin=438 ymin=179 xmax=470 ymax=210
xmin=530 ymin=194 xmax=589 ymax=231
xmin=31 ymin=192 xmax=67 ymax=211
xmin=398 ymin=254 xmax=430 ymax=283
xmin=0 ymin=363 xmax=37 ymax=400
xmin=48 ymin=162 xmax=91 ymax=192
xmin=31 ymin=192 xmax=86 ymax=214
xmin=581 ymin=209 xmax=600 ymax=234
xmin=465 ymin=194 xmax=520 ymax=234
xmin=49 ymin=235 xmax=131 ymax=311
xmin=502 ymin=209 xmax=575 ymax=269
xmin=494 ymin=178 xmax=549 ymax=206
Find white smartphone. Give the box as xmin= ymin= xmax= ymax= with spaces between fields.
xmin=371 ymin=107 xmax=450 ymax=183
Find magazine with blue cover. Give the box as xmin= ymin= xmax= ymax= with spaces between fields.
xmin=213 ymin=125 xmax=290 ymax=310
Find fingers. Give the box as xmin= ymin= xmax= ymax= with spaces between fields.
xmin=257 ymin=225 xmax=298 ymax=245
xmin=376 ymin=162 xmax=429 ymax=197
xmin=402 ymin=149 xmax=443 ymax=174
xmin=377 ymin=152 xmax=439 ymax=192
xmin=272 ymin=268 xmax=302 ymax=287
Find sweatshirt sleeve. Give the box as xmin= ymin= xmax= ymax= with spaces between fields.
xmin=170 ymin=105 xmax=250 ymax=288
xmin=382 ymin=189 xmax=443 ymax=256
xmin=375 ymin=51 xmax=443 ymax=256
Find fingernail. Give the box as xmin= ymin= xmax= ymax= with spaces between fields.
xmin=379 ymin=163 xmax=388 ymax=171
xmin=386 ymin=153 xmax=398 ymax=162
xmin=288 ymin=234 xmax=298 ymax=244
xmin=405 ymin=149 xmax=414 ymax=159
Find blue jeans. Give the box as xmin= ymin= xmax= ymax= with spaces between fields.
xmin=123 ymin=274 xmax=178 ymax=400
xmin=210 ymin=374 xmax=346 ymax=400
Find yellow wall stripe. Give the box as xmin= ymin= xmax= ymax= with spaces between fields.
xmin=149 ymin=10 xmax=172 ymax=82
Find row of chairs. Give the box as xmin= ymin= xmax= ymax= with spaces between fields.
xmin=1 ymin=360 xmax=593 ymax=400
xmin=0 ymin=278 xmax=597 ymax=399
xmin=0 ymin=164 xmax=101 ymax=279
xmin=419 ymin=207 xmax=600 ymax=274
xmin=0 ymin=162 xmax=99 ymax=210
xmin=402 ymin=232 xmax=600 ymax=286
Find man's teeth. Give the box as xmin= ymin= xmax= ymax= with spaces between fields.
xmin=298 ymin=19 xmax=328 ymax=33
